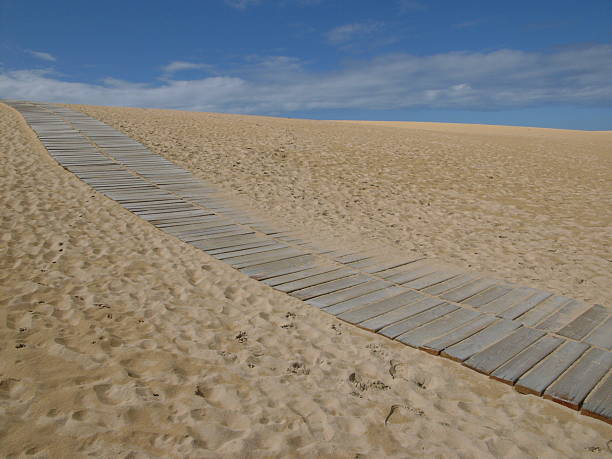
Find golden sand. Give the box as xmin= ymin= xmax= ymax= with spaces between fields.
xmin=1 ymin=102 xmax=611 ymax=457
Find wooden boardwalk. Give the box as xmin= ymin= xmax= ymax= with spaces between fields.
xmin=4 ymin=99 xmax=611 ymax=424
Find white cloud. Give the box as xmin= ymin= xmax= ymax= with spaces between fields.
xmin=27 ymin=50 xmax=56 ymax=62
xmin=326 ymin=22 xmax=383 ymax=45
xmin=2 ymin=45 xmax=612 ymax=115
xmin=162 ymin=61 xmax=206 ymax=74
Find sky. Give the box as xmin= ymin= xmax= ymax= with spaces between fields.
xmin=1 ymin=0 xmax=612 ymax=129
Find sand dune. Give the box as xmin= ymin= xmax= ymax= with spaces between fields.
xmin=1 ymin=101 xmax=611 ymax=457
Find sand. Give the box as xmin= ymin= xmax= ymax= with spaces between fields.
xmin=1 ymin=101 xmax=611 ymax=458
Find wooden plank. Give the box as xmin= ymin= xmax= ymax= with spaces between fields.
xmin=401 ymin=270 xmax=461 ymax=290
xmin=583 ymin=316 xmax=612 ymax=351
xmin=335 ymin=290 xmax=425 ymax=324
xmin=516 ymin=295 xmax=572 ymax=327
xmin=274 ymin=268 xmax=356 ymax=293
xmin=362 ymin=258 xmax=426 ymax=274
xmin=421 ymin=273 xmax=481 ymax=296
xmin=534 ymin=299 xmax=591 ymax=332
xmin=490 ymin=335 xmax=565 ymax=385
xmin=514 ymin=341 xmax=589 ymax=395
xmin=335 ymin=253 xmax=371 ymax=264
xmin=214 ymin=243 xmax=289 ymax=260
xmin=344 ymin=258 xmax=381 ymax=270
xmin=395 ymin=308 xmax=479 ymax=348
xmin=291 ymin=274 xmax=371 ymax=301
xmin=385 ymin=265 xmax=439 ymax=285
xmin=228 ymin=248 xmax=305 ymax=269
xmin=263 ymin=265 xmax=341 ymax=287
xmin=557 ymin=304 xmax=609 ymax=341
xmin=373 ymin=259 xmax=432 ymax=279
xmin=239 ymin=255 xmax=317 ymax=278
xmin=379 ymin=303 xmax=458 ymax=339
xmin=478 ymin=287 xmax=536 ymax=314
xmin=581 ymin=371 xmax=612 ymax=424
xmin=461 ymin=285 xmax=515 ymax=307
xmin=191 ymin=233 xmax=260 ymax=250
xmin=185 ymin=229 xmax=255 ymax=242
xmin=463 ymin=327 xmax=547 ymax=375
xmin=305 ymin=280 xmax=391 ymax=308
xmin=543 ymin=348 xmax=612 ymax=410
xmin=323 ymin=286 xmax=407 ymax=316
xmin=359 ymin=297 xmax=447 ymax=332
xmin=498 ymin=291 xmax=553 ymax=320
xmin=440 ymin=278 xmax=500 ymax=303
xmin=419 ymin=315 xmax=498 ymax=355
xmin=441 ymin=320 xmax=522 ymax=362
xmin=207 ymin=239 xmax=277 ymax=255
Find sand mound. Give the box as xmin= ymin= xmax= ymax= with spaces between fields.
xmin=1 ymin=102 xmax=610 ymax=457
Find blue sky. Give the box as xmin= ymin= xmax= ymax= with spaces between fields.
xmin=1 ymin=0 xmax=611 ymax=129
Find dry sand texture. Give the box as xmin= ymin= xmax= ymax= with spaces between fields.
xmin=1 ymin=100 xmax=611 ymax=458
xmin=71 ymin=105 xmax=612 ymax=306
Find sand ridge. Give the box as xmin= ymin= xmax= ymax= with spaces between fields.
xmin=1 ymin=102 xmax=611 ymax=457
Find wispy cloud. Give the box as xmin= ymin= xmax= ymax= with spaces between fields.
xmin=27 ymin=50 xmax=56 ymax=62
xmin=162 ymin=61 xmax=207 ymax=74
xmin=326 ymin=22 xmax=384 ymax=45
xmin=225 ymin=0 xmax=261 ymax=10
xmin=2 ymin=44 xmax=612 ymax=115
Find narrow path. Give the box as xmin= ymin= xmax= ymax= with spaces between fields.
xmin=4 ymin=100 xmax=611 ymax=424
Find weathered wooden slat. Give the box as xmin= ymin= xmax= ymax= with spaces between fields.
xmin=228 ymin=247 xmax=305 ymax=269
xmin=380 ymin=303 xmax=458 ymax=339
xmin=263 ymin=265 xmax=341 ymax=287
xmin=490 ymin=335 xmax=564 ymax=385
xmin=335 ymin=290 xmax=425 ymax=324
xmin=557 ymin=304 xmax=609 ymax=341
xmin=239 ymin=255 xmax=317 ymax=278
xmin=419 ymin=315 xmax=498 ymax=355
xmin=362 ymin=258 xmax=425 ymax=274
xmin=359 ymin=297 xmax=447 ymax=332
xmin=395 ymin=308 xmax=479 ymax=348
xmin=514 ymin=341 xmax=589 ymax=396
xmin=463 ymin=327 xmax=547 ymax=375
xmin=372 ymin=259 xmax=431 ymax=279
xmin=543 ymin=348 xmax=612 ymax=410
xmin=186 ymin=228 xmax=255 ymax=242
xmin=335 ymin=253 xmax=371 ymax=264
xmin=207 ymin=239 xmax=278 ymax=255
xmin=323 ymin=286 xmax=407 ymax=316
xmin=477 ymin=287 xmax=535 ymax=313
xmin=291 ymin=274 xmax=371 ymax=300
xmin=515 ymin=295 xmax=571 ymax=327
xmin=344 ymin=258 xmax=381 ymax=270
xmin=191 ymin=233 xmax=262 ymax=250
xmin=583 ymin=316 xmax=612 ymax=351
xmin=441 ymin=320 xmax=522 ymax=362
xmin=274 ymin=268 xmax=356 ymax=293
xmin=422 ymin=273 xmax=481 ymax=296
xmin=385 ymin=265 xmax=439 ymax=285
xmin=461 ymin=285 xmax=515 ymax=307
xmin=440 ymin=278 xmax=500 ymax=303
xmin=401 ymin=270 xmax=461 ymax=290
xmin=534 ymin=299 xmax=591 ymax=332
xmin=214 ymin=242 xmax=289 ymax=260
xmin=580 ymin=372 xmax=612 ymax=424
xmin=305 ymin=280 xmax=391 ymax=308
xmin=498 ymin=291 xmax=553 ymax=320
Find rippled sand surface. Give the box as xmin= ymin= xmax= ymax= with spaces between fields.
xmin=1 ymin=102 xmax=610 ymax=457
